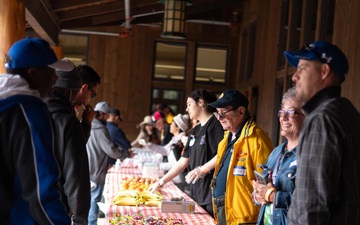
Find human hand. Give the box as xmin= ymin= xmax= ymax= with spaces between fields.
xmin=148 ymin=181 xmax=161 ymax=193
xmin=185 ymin=166 xmax=205 ymax=184
xmin=252 ymin=180 xmax=274 ymax=205
xmin=82 ymin=104 xmax=95 ymax=123
xmin=138 ymin=139 xmax=151 ymax=148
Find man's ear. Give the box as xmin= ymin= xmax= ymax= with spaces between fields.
xmin=238 ymin=106 xmax=246 ymax=116
xmin=80 ymin=84 xmax=88 ymax=93
xmin=25 ymin=68 xmax=38 ymax=88
xmin=321 ymin=63 xmax=331 ymax=80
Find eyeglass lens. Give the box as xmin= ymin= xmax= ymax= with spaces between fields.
xmin=278 ymin=109 xmax=296 ymax=118
xmin=88 ymin=86 xmax=96 ymax=98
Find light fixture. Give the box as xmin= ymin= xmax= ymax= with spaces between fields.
xmin=161 ymin=0 xmax=186 ymax=39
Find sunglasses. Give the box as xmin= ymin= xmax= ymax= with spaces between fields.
xmin=88 ymin=85 xmax=97 ymax=98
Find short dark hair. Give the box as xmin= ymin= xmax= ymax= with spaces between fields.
xmin=187 ymin=89 xmax=217 ymax=113
xmin=76 ymin=65 xmax=101 ymax=87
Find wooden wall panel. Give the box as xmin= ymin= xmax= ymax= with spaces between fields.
xmin=333 ymin=0 xmax=360 ymax=111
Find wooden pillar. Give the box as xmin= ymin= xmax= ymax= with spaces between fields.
xmin=51 ymin=46 xmax=64 ymax=59
xmin=0 ymin=0 xmax=26 ymax=73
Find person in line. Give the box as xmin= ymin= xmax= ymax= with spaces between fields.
xmin=86 ymin=101 xmax=130 ymax=225
xmin=284 ymin=41 xmax=360 ymax=225
xmin=155 ymin=102 xmax=175 ymax=124
xmin=252 ymin=87 xmax=304 ymax=225
xmin=149 ymin=89 xmax=224 ymax=217
xmin=0 ymin=37 xmax=74 ymax=224
xmin=141 ymin=113 xmax=190 ymax=191
xmin=185 ymin=89 xmax=273 ymax=224
xmin=151 ymin=110 xmax=173 ymax=146
xmin=131 ymin=115 xmax=160 ymax=147
xmin=47 ymin=61 xmax=90 ymax=224
xmin=106 ymin=108 xmax=132 ymax=165
xmin=73 ymin=64 xmax=101 ymax=139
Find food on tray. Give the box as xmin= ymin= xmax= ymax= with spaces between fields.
xmin=113 ymin=190 xmax=164 ymax=207
xmin=120 ymin=176 xmax=158 ymax=192
xmin=109 ymin=213 xmax=184 ymax=225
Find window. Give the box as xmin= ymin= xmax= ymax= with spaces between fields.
xmin=195 ymin=45 xmax=228 ymax=83
xmin=153 ymin=42 xmax=186 ymax=80
xmin=151 ymin=89 xmax=185 ymax=114
xmin=59 ymin=34 xmax=88 ymax=65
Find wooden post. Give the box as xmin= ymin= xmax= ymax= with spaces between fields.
xmin=51 ymin=45 xmax=64 ymax=59
xmin=0 ymin=0 xmax=26 ymax=73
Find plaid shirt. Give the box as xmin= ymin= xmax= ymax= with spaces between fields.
xmin=288 ymin=86 xmax=360 ymax=225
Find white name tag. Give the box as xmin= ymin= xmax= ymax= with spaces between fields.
xmin=290 ymin=159 xmax=297 ymax=168
xmin=233 ymin=166 xmax=246 ymax=176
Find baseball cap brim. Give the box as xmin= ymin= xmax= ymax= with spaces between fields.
xmin=49 ymin=60 xmax=75 ymax=71
xmin=208 ymin=99 xmax=231 ymax=108
xmin=284 ymin=49 xmax=319 ymax=68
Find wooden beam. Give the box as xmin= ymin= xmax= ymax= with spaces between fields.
xmin=26 ymin=0 xmax=60 ymax=45
xmin=52 ymin=0 xmax=159 ymax=12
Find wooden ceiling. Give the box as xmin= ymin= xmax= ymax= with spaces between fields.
xmin=25 ymin=0 xmax=245 ymax=44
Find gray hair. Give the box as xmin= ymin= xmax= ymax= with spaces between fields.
xmin=281 ymin=87 xmax=299 ymax=106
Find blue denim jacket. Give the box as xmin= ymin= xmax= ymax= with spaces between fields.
xmin=256 ymin=141 xmax=297 ymax=225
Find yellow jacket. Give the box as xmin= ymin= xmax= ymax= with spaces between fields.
xmin=213 ymin=119 xmax=273 ymax=225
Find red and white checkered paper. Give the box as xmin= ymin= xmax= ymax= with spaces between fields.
xmin=103 ymin=166 xmax=216 ymax=225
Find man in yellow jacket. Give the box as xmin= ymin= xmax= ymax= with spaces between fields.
xmin=186 ymin=89 xmax=273 ymax=225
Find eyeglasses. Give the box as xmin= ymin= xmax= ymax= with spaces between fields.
xmin=213 ymin=108 xmax=235 ymax=119
xmin=304 ymin=43 xmax=332 ymax=64
xmin=278 ymin=109 xmax=304 ymax=118
xmin=88 ymin=85 xmax=97 ymax=98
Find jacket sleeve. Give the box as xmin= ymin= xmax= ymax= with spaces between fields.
xmin=99 ymin=128 xmax=129 ymax=160
xmin=14 ymin=103 xmax=71 ymax=224
xmin=113 ymin=128 xmax=132 ymax=151
xmin=62 ymin=117 xmax=90 ymax=225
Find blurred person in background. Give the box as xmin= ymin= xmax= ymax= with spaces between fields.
xmin=140 ymin=114 xmax=190 ymax=191
xmin=151 ymin=110 xmax=173 ymax=146
xmin=86 ymin=101 xmax=130 ymax=225
xmin=131 ymin=115 xmax=161 ymax=147
xmin=155 ymin=102 xmax=175 ymax=124
xmin=107 ymin=108 xmax=132 ymax=165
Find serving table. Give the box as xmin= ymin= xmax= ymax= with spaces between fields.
xmin=102 ymin=166 xmax=216 ymax=225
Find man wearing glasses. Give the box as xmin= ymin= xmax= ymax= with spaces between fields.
xmin=73 ymin=65 xmax=101 ymax=139
xmin=285 ymin=41 xmax=360 ymax=225
xmin=185 ymin=89 xmax=273 ymax=224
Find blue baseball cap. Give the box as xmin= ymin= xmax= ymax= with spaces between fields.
xmin=4 ymin=37 xmax=73 ymax=71
xmin=284 ymin=41 xmax=349 ymax=81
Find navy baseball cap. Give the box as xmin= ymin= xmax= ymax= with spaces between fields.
xmin=4 ymin=37 xmax=73 ymax=71
xmin=284 ymin=41 xmax=349 ymax=81
xmin=209 ymin=89 xmax=249 ymax=108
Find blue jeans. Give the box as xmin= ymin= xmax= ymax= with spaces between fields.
xmin=88 ymin=182 xmax=104 ymax=225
